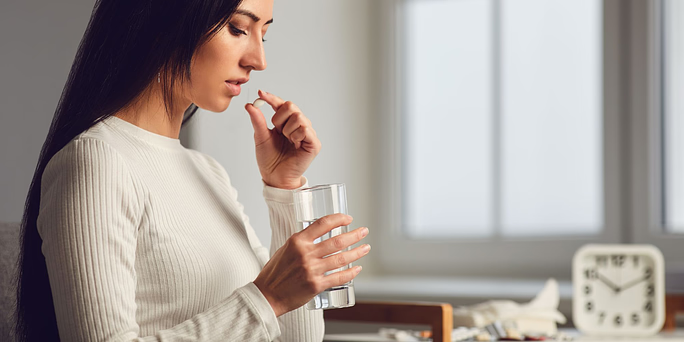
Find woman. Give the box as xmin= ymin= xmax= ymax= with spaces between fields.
xmin=14 ymin=0 xmax=370 ymax=340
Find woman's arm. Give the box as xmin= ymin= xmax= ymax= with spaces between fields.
xmin=38 ymin=139 xmax=281 ymax=342
xmin=203 ymin=153 xmax=325 ymax=342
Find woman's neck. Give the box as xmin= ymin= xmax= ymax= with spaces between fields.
xmin=113 ymin=82 xmax=190 ymax=139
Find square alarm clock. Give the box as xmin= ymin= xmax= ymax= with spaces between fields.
xmin=572 ymin=244 xmax=665 ymax=336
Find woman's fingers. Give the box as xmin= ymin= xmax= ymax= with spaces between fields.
xmin=281 ymin=112 xmax=312 ymax=148
xmin=255 ymin=90 xmax=316 ymax=149
xmin=298 ymin=213 xmax=353 ymax=242
xmin=289 ymin=126 xmax=304 ymax=150
xmin=244 ymin=103 xmax=271 ymax=145
xmin=256 ymin=90 xmax=296 ymax=133
xmin=282 ymin=111 xmax=309 ymax=136
xmin=319 ymin=244 xmax=371 ymax=273
xmin=254 ymin=211 xmax=369 ymax=315
xmin=289 ymin=126 xmax=318 ymax=150
xmin=272 ymin=101 xmax=307 ymax=135
xmin=312 ymin=227 xmax=369 ymax=258
xmin=320 ymin=265 xmax=363 ymax=291
xmin=258 ymin=89 xmax=286 ymax=113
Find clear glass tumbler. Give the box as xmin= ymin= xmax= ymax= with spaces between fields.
xmin=293 ymin=183 xmax=356 ymax=310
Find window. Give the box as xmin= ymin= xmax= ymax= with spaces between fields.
xmin=372 ymin=0 xmax=680 ymax=279
xmin=663 ymin=0 xmax=684 ymax=232
xmin=402 ymin=0 xmax=603 ymax=238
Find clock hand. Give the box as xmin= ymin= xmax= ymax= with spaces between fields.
xmin=597 ymin=272 xmax=621 ymax=293
xmin=620 ymin=274 xmax=649 ymax=292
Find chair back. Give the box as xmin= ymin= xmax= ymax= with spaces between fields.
xmin=0 ymin=221 xmax=20 ymax=340
xmin=324 ymin=301 xmax=453 ymax=342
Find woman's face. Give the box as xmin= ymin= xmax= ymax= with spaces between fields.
xmin=187 ymin=0 xmax=273 ymax=113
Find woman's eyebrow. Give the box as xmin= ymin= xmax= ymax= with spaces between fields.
xmin=235 ymin=9 xmax=274 ymax=25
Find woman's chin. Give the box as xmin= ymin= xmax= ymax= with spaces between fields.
xmin=221 ymin=97 xmax=234 ymax=111
xmin=201 ymin=98 xmax=233 ymax=113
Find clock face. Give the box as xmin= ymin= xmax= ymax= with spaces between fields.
xmin=573 ymin=245 xmax=665 ymax=336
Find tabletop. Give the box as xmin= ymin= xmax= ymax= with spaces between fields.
xmin=323 ymin=329 xmax=684 ymax=342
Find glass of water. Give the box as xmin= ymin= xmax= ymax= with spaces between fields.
xmin=293 ymin=183 xmax=356 ymax=310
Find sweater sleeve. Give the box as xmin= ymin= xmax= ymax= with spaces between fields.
xmin=37 ymin=138 xmax=281 ymax=342
xmin=262 ymin=181 xmax=326 ymax=342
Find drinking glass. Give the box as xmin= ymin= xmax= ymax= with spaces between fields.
xmin=294 ymin=183 xmax=356 ymax=310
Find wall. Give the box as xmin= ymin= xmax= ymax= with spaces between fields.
xmin=0 ymin=0 xmax=97 ymax=222
xmin=187 ymin=0 xmax=380 ymax=273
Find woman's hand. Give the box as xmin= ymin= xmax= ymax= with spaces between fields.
xmin=253 ymin=214 xmax=370 ymax=317
xmin=245 ymin=90 xmax=321 ymax=189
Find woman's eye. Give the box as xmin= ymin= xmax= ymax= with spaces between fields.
xmin=228 ymin=23 xmax=267 ymax=43
xmin=228 ymin=23 xmax=247 ymax=36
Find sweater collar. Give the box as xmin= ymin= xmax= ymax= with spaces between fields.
xmin=104 ymin=115 xmax=185 ymax=150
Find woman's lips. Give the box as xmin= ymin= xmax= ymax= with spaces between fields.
xmin=225 ymin=81 xmax=241 ymax=96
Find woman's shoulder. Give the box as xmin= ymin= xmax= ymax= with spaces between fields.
xmin=51 ymin=117 xmax=132 ymax=166
xmin=47 ymin=116 xmax=167 ymax=174
xmin=44 ymin=136 xmax=133 ymax=183
xmin=51 ymin=117 xmax=138 ymax=163
xmin=43 ymin=119 xmax=145 ymax=193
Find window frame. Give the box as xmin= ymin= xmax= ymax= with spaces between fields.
xmin=373 ymin=0 xmax=635 ymax=279
xmin=628 ymin=0 xmax=684 ymax=266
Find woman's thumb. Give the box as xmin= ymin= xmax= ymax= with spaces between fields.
xmin=245 ymin=103 xmax=270 ymax=144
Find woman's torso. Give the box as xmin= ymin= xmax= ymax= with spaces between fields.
xmin=77 ymin=116 xmax=264 ymax=334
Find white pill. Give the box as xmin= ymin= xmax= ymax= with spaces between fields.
xmin=252 ymin=99 xmax=267 ymax=108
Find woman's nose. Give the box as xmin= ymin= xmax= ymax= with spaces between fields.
xmin=242 ymin=39 xmax=267 ymax=71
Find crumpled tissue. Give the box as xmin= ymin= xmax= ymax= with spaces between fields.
xmin=452 ymin=278 xmax=567 ymax=336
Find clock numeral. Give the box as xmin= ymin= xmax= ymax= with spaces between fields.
xmin=596 ymin=256 xmax=608 ymax=267
xmin=647 ymin=284 xmax=655 ymax=297
xmin=644 ymin=301 xmax=653 ymax=312
xmin=585 ymin=301 xmax=593 ymax=312
xmin=645 ymin=267 xmax=653 ymax=279
xmin=633 ymin=256 xmax=639 ymax=267
xmin=584 ymin=285 xmax=591 ymax=295
xmin=585 ymin=268 xmax=598 ymax=280
xmin=631 ymin=313 xmax=640 ymax=325
xmin=614 ymin=314 xmax=622 ymax=326
xmin=598 ymin=312 xmax=606 ymax=324
xmin=612 ymin=255 xmax=625 ymax=267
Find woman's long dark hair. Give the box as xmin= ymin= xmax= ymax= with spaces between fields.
xmin=14 ymin=0 xmax=242 ymax=340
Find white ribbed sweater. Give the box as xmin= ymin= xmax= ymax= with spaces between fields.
xmin=36 ymin=115 xmax=324 ymax=341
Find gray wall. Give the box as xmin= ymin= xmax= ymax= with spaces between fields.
xmin=0 ymin=0 xmax=98 ymax=222
xmin=187 ymin=0 xmax=379 ymax=261
xmin=0 ymin=0 xmax=380 ymax=273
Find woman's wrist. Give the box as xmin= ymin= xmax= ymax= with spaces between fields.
xmin=253 ymin=279 xmax=286 ymax=317
xmin=263 ymin=176 xmax=305 ymax=190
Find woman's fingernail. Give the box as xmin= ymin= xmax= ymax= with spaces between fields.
xmin=355 ymin=266 xmax=363 ymax=274
xmin=362 ymin=244 xmax=371 ymax=254
xmin=361 ymin=227 xmax=369 ymax=237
